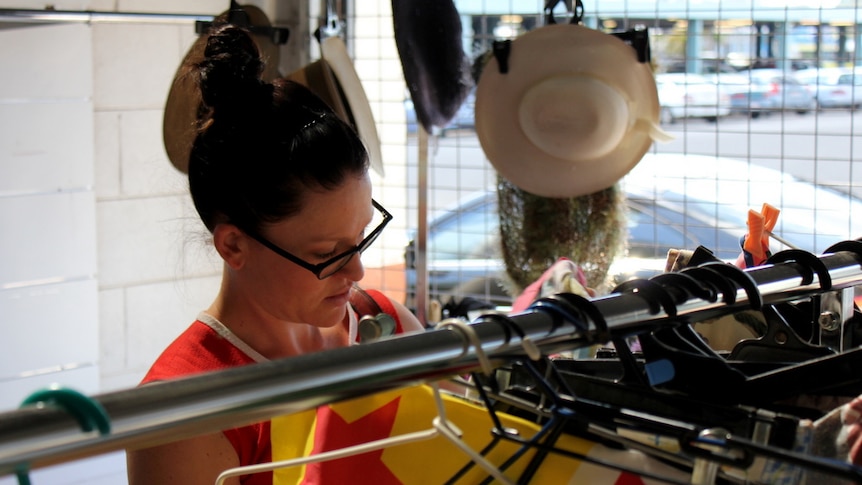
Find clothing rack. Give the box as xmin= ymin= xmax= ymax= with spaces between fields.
xmin=2 ymin=243 xmax=862 ymax=478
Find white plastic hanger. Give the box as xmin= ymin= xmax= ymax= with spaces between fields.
xmin=214 ymin=320 xmax=514 ymax=485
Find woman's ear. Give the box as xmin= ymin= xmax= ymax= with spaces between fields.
xmin=212 ymin=224 xmax=248 ymax=270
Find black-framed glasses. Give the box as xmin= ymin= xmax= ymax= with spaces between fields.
xmin=244 ymin=199 xmax=392 ymax=280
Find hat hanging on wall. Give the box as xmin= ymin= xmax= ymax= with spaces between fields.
xmin=288 ymin=33 xmax=384 ymax=177
xmin=163 ymin=2 xmax=286 ymax=174
xmin=475 ymin=23 xmax=672 ymax=198
xmin=392 ymin=0 xmax=473 ymax=133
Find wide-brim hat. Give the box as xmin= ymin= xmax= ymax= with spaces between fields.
xmin=163 ymin=4 xmax=281 ymax=174
xmin=294 ymin=36 xmax=383 ymax=177
xmin=475 ymin=24 xmax=671 ymax=198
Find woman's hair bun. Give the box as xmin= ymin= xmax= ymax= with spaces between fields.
xmin=197 ymin=24 xmax=271 ymax=114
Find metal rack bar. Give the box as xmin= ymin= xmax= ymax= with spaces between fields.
xmin=0 ymin=8 xmax=212 ymax=25
xmin=1 ymin=247 xmax=861 ymax=477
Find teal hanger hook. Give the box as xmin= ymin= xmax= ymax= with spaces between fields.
xmin=15 ymin=384 xmax=112 ymax=485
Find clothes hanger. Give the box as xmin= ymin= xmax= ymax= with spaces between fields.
xmin=215 ymin=320 xmax=515 ymax=485
xmin=473 ymin=356 xmax=698 ymax=485
xmin=444 ymin=312 xmax=700 ymax=483
xmin=631 ymin=248 xmax=862 ymax=410
xmin=520 ymin=247 xmax=857 ymax=412
xmin=516 ymin=276 xmax=789 ymax=435
xmin=15 ymin=385 xmax=112 ymax=485
xmin=214 ymin=383 xmax=513 ymax=485
xmin=486 ymin=356 xmax=862 ymax=484
xmin=727 ymin=248 xmax=836 ymax=361
xmin=438 ymin=313 xmax=689 ymax=485
xmin=214 ymin=417 xmax=441 ymax=485
xmin=727 ymin=304 xmax=835 ymax=363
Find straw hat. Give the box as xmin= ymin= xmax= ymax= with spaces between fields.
xmin=475 ymin=24 xmax=671 ymax=198
xmin=164 ymin=8 xmax=383 ymax=176
xmin=163 ymin=4 xmax=282 ymax=174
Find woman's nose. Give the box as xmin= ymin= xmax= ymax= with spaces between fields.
xmin=340 ymin=252 xmax=365 ymax=282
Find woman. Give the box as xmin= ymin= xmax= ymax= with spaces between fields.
xmin=127 ymin=24 xmax=423 ymax=484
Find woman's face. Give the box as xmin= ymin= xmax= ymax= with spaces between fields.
xmin=240 ymin=173 xmax=374 ymax=327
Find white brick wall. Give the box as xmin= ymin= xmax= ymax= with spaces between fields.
xmin=0 ymin=21 xmax=99 ymax=413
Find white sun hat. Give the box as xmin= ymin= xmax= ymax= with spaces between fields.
xmin=475 ymin=23 xmax=672 ymax=198
xmin=317 ymin=36 xmax=384 ymax=177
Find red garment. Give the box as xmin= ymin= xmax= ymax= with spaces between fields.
xmin=142 ymin=320 xmax=273 ymax=484
xmin=141 ymin=291 xmax=402 ymax=485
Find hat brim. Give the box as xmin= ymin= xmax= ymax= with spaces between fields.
xmin=318 ymin=36 xmax=384 ymax=177
xmin=163 ymin=5 xmax=281 ymax=174
xmin=475 ymin=24 xmax=661 ymax=198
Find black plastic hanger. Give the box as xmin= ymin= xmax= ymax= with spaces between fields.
xmin=728 ymin=304 xmax=835 ymax=362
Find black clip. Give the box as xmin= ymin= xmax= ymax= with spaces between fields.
xmin=492 ymin=40 xmax=512 ymax=74
xmin=610 ymin=28 xmax=651 ymax=63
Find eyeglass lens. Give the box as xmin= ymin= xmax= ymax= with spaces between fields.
xmin=317 ymin=205 xmax=388 ymax=279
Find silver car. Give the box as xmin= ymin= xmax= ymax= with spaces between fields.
xmin=729 ymin=69 xmax=815 ymax=117
xmin=795 ymin=68 xmax=862 ymax=109
xmin=656 ymin=73 xmax=732 ymax=123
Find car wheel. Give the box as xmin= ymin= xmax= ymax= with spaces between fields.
xmin=705 ymin=116 xmax=718 ymax=123
xmin=750 ymin=111 xmax=761 ymax=119
xmin=659 ymin=107 xmax=675 ymax=125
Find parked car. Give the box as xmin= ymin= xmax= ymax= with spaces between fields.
xmin=795 ymin=68 xmax=862 ymax=109
xmin=656 ymin=73 xmax=731 ymax=124
xmin=707 ymin=72 xmax=772 ymax=117
xmin=405 ymin=89 xmax=475 ymax=135
xmin=726 ymin=69 xmax=815 ymax=117
xmin=405 ymin=153 xmax=862 ymax=310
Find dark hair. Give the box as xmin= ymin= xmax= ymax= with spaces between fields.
xmin=188 ymin=25 xmax=369 ymax=233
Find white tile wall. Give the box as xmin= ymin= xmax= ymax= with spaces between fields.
xmin=0 ymin=191 xmax=97 ymax=287
xmin=97 ymin=287 xmax=126 ymax=384
xmin=0 ymin=23 xmax=92 ymax=99
xmin=96 ymin=194 xmax=206 ymax=288
xmin=118 ymin=109 xmax=188 ymax=196
xmin=0 ymin=279 xmax=98 ymax=385
xmin=0 ymin=103 xmax=94 ymax=194
xmin=93 ymin=111 xmax=122 ymax=199
xmin=92 ymin=23 xmax=190 ymax=111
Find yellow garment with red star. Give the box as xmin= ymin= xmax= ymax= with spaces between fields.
xmin=268 ymin=384 xmax=688 ymax=484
